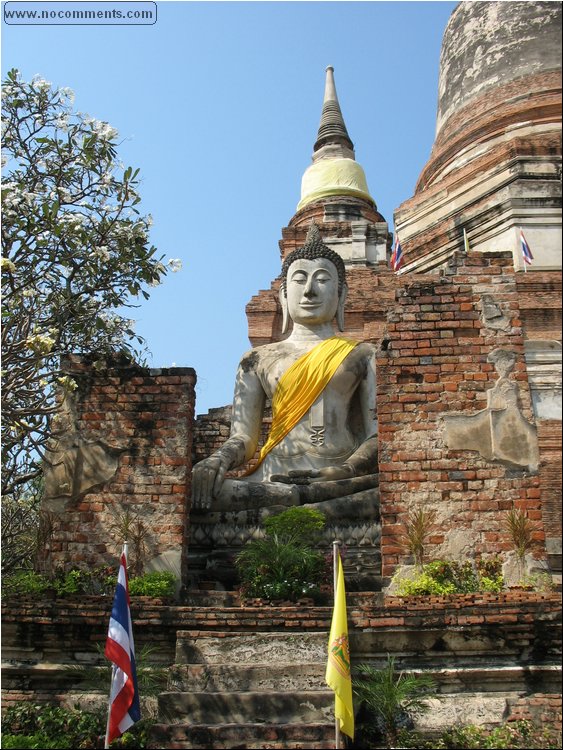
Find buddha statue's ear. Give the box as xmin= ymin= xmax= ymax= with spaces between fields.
xmin=280 ymin=284 xmax=289 ymax=334
xmin=336 ymin=283 xmax=348 ymax=332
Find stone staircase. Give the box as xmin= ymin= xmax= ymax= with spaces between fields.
xmin=2 ymin=591 xmax=560 ymax=749
xmin=150 ymin=631 xmax=336 ymax=749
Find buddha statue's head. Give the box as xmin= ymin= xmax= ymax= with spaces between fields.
xmin=280 ymin=223 xmax=348 ymax=333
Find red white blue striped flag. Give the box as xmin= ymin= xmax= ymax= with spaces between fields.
xmin=104 ymin=545 xmax=140 ymax=747
xmin=390 ymin=233 xmax=404 ymax=272
xmin=520 ymin=228 xmax=534 ymax=266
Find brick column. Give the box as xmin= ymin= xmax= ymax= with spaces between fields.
xmin=40 ymin=355 xmax=196 ymax=586
xmin=377 ymin=252 xmax=546 ymax=582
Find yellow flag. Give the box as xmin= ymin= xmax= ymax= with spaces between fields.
xmin=463 ymin=227 xmax=471 ymax=254
xmin=325 ymin=552 xmax=354 ymax=739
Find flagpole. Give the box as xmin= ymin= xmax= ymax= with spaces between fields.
xmin=104 ymin=542 xmax=128 ymax=749
xmin=332 ymin=540 xmax=342 ymax=750
xmin=104 ymin=664 xmax=116 ymax=749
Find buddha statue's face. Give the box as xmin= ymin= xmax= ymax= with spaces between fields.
xmin=285 ymin=257 xmax=340 ymax=326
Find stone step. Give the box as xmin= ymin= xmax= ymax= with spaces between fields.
xmin=158 ymin=690 xmax=333 ymax=725
xmin=149 ymin=722 xmax=335 ymax=750
xmin=169 ymin=663 xmax=326 ymax=692
xmin=175 ymin=631 xmax=327 ymax=665
xmin=166 ymin=662 xmax=561 ymax=694
xmin=175 ymin=626 xmax=562 ymax=671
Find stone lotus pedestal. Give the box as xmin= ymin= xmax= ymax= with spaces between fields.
xmin=187 ymin=476 xmax=381 ymax=592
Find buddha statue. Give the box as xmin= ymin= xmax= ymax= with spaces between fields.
xmin=191 ymin=223 xmax=379 ymax=521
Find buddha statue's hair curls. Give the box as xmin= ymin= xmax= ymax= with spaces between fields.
xmin=281 ymin=222 xmax=346 ymax=294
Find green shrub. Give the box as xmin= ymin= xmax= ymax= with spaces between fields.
xmin=52 ymin=569 xmax=89 ymax=596
xmin=1 ymin=570 xmax=51 ymax=597
xmin=236 ymin=507 xmax=327 ymax=603
xmin=437 ymin=719 xmax=561 ymax=749
xmin=1 ymin=702 xmax=104 ymax=748
xmin=1 ymin=702 xmax=156 ymax=749
xmin=2 ymin=566 xmax=116 ymax=598
xmin=397 ymin=571 xmax=457 ymax=597
xmin=236 ymin=533 xmax=326 ymax=602
xmin=515 ymin=571 xmax=555 ymax=592
xmin=1 ymin=733 xmax=70 ymax=749
xmin=396 ymin=559 xmax=505 ymax=597
xmin=476 ymin=556 xmax=504 ymax=593
xmin=128 ymin=570 xmax=176 ymax=598
xmin=263 ymin=506 xmax=325 ymax=543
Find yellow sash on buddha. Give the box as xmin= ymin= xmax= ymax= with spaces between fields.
xmin=248 ymin=336 xmax=359 ymax=474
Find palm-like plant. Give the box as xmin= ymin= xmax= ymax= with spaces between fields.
xmin=505 ymin=507 xmax=534 ymax=580
xmin=353 ymin=655 xmax=439 ymax=747
xmin=400 ymin=507 xmax=437 ymax=569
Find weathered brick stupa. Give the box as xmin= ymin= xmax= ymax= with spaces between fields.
xmin=391 ymin=0 xmax=561 ymax=584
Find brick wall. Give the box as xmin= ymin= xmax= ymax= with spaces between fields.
xmin=193 ymin=406 xmax=232 ymax=465
xmin=377 ymin=251 xmax=547 ymax=581
xmin=40 ymin=356 xmax=196 ymax=582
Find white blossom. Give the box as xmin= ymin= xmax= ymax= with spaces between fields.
xmin=26 ymin=333 xmax=55 ymax=354
xmin=168 ymin=258 xmax=182 ymax=272
xmin=92 ymin=246 xmax=110 ymax=261
xmin=60 ymin=211 xmax=85 ymax=226
xmin=31 ymin=76 xmax=51 ymax=92
xmin=60 ymin=87 xmax=75 ymax=103
xmin=56 ymin=375 xmax=78 ymax=391
xmin=92 ymin=120 xmax=118 ymax=141
xmin=2 ymin=192 xmax=23 ymax=208
xmin=54 ymin=115 xmax=69 ymax=131
xmin=1 ymin=258 xmax=16 ymax=273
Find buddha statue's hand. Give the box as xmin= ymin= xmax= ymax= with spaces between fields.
xmin=270 ymin=464 xmax=355 ymax=486
xmin=192 ymin=454 xmax=230 ymax=510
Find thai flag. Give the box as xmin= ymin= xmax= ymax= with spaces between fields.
xmin=104 ymin=546 xmax=140 ymax=747
xmin=520 ymin=229 xmax=534 ymax=266
xmin=390 ymin=233 xmax=404 ymax=272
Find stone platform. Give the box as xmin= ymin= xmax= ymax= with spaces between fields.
xmin=1 ymin=591 xmax=561 ymax=749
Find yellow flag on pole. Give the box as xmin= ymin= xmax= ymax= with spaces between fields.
xmin=463 ymin=227 xmax=471 ymax=254
xmin=325 ymin=551 xmax=354 ymax=740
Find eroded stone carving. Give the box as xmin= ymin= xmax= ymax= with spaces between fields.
xmin=43 ymin=393 xmax=122 ymax=510
xmin=444 ymin=348 xmax=539 ymax=471
xmin=479 ymin=294 xmax=512 ymax=332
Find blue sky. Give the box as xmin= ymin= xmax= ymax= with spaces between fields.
xmin=2 ymin=0 xmax=457 ymax=414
